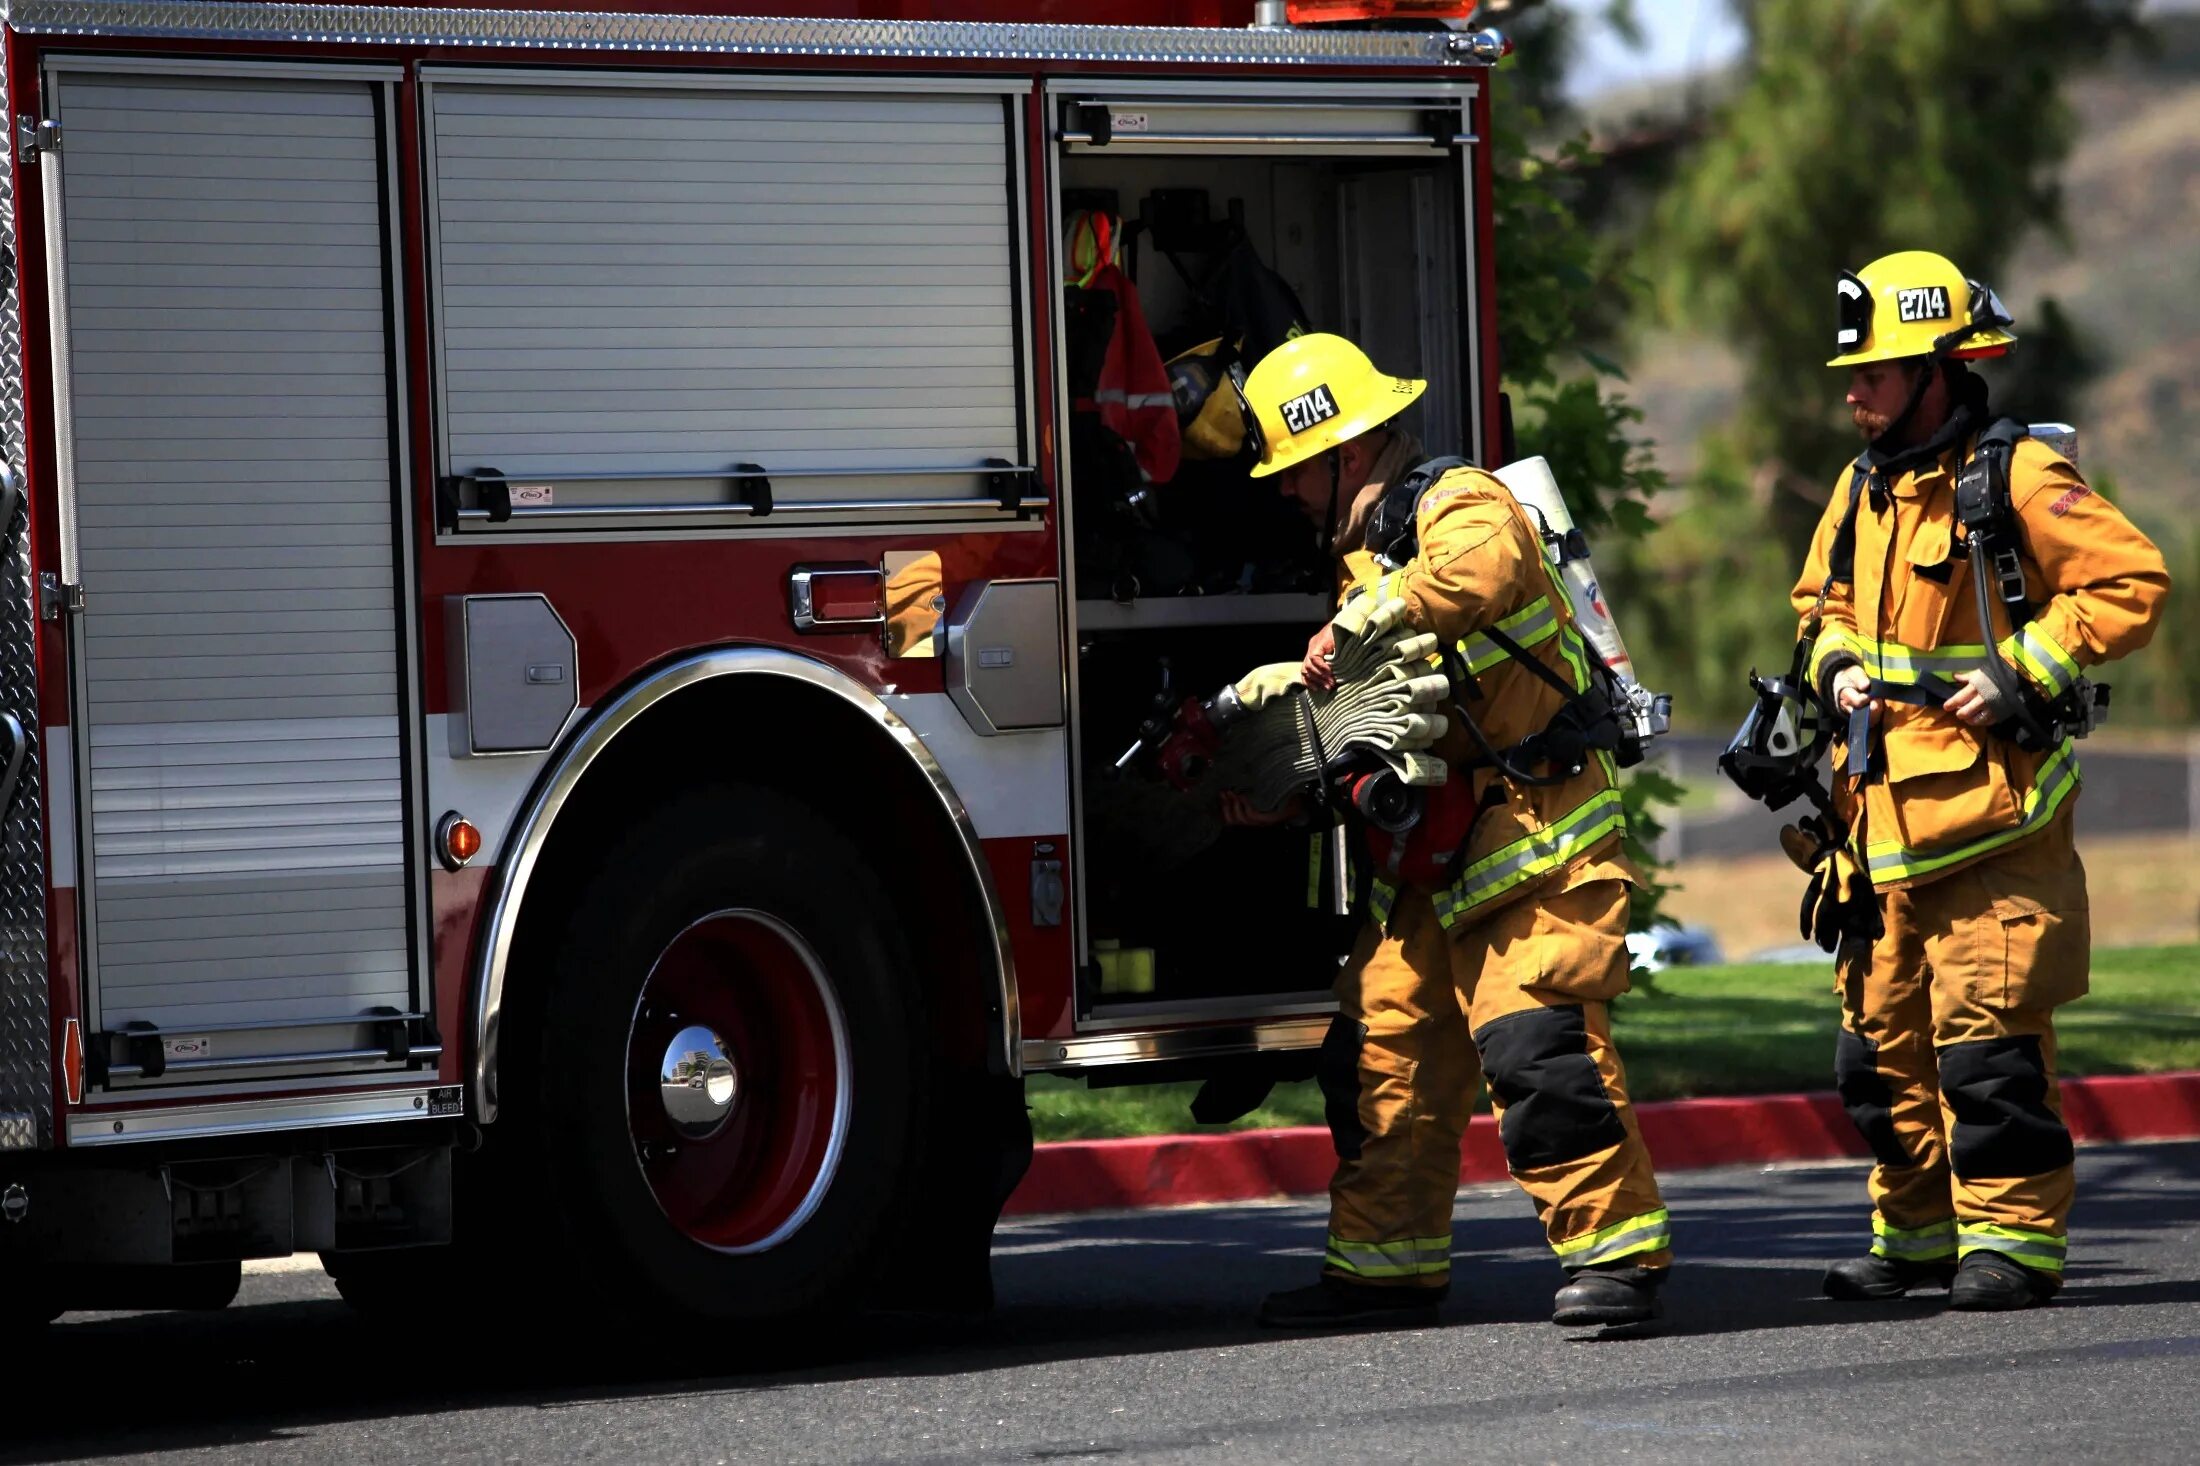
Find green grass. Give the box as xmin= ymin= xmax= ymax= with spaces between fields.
xmin=1026 ymin=943 xmax=2200 ymax=1143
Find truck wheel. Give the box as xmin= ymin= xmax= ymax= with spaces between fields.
xmin=896 ymin=1071 xmax=1032 ymax=1314
xmin=532 ymin=784 xmax=927 ymax=1324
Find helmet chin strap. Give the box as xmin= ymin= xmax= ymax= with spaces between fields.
xmin=1868 ymin=355 xmax=1947 ymax=457
xmin=1323 ymin=451 xmax=1343 ymax=559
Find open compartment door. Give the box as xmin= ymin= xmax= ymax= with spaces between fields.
xmin=1047 ymin=80 xmax=1482 ymax=1044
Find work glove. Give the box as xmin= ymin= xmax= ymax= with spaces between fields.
xmin=1944 ymin=666 xmax=2017 ymax=728
xmin=1798 ymin=839 xmax=1883 ymax=954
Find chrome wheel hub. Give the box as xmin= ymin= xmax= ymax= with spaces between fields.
xmin=658 ymin=1024 xmax=739 ymax=1140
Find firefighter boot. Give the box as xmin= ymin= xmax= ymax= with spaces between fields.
xmin=1258 ymin=1277 xmax=1446 ymax=1330
xmin=1822 ymin=1253 xmax=1957 ymax=1300
xmin=1948 ymin=1251 xmax=2059 ymax=1312
xmin=1551 ymin=1263 xmax=1664 ymax=1328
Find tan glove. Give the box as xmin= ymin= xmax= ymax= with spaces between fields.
xmin=1799 ymin=841 xmax=1883 ymax=954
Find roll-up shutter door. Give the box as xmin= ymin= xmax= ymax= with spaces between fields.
xmin=429 ymin=83 xmax=1024 ymax=519
xmin=53 ymin=72 xmax=416 ymax=1061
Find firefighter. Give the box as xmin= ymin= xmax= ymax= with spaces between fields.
xmin=1223 ymin=333 xmax=1672 ymax=1330
xmin=1793 ymin=250 xmax=2169 ymax=1310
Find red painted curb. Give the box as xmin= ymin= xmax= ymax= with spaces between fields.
xmin=1004 ymin=1069 xmax=2200 ymax=1216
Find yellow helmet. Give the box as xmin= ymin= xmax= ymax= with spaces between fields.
xmin=1236 ymin=332 xmax=1425 ymax=479
xmin=1829 ymin=249 xmax=2017 ymax=368
xmin=1164 ymin=338 xmax=1251 ymax=461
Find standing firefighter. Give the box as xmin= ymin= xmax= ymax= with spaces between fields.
xmin=1224 ymin=334 xmax=1673 ymax=1330
xmin=1789 ymin=251 xmax=2169 ymax=1309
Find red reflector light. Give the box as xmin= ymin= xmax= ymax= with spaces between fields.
xmin=61 ymin=1018 xmax=82 ymax=1106
xmin=437 ymin=812 xmax=482 ymax=871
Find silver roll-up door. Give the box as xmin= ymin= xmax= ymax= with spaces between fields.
xmin=50 ymin=70 xmax=419 ymax=1076
xmin=427 ymin=81 xmax=1025 ymax=521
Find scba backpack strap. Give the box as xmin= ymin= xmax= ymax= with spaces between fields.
xmin=1953 ymin=417 xmax=2033 ymax=624
xmin=1953 ymin=418 xmax=2105 ymax=748
xmin=1365 ymin=456 xmax=1470 ymax=571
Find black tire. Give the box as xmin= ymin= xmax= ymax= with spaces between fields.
xmin=527 ymin=783 xmax=928 ymax=1325
xmin=893 ymin=1071 xmax=1032 ymax=1314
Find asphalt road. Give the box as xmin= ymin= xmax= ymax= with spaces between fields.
xmin=14 ymin=1142 xmax=2200 ymax=1465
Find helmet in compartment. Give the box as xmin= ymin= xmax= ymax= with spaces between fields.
xmin=1235 ymin=332 xmax=1425 ymax=479
xmin=1165 ymin=338 xmax=1252 ymax=461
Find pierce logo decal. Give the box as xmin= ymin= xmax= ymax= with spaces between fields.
xmin=1280 ymin=384 xmax=1341 ymax=434
xmin=1896 ymin=285 xmax=1951 ymax=323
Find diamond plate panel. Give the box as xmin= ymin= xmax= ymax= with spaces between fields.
xmin=5 ymin=3 xmax=1474 ymax=67
xmin=0 ymin=79 xmax=52 ymax=1152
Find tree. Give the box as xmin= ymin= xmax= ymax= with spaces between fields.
xmin=1651 ymin=0 xmax=2142 ymax=551
xmin=1486 ymin=18 xmax=1680 ymax=934
xmin=1619 ymin=0 xmax=2146 ymax=727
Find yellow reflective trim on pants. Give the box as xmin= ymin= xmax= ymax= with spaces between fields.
xmin=1458 ymin=596 xmax=1558 ymax=675
xmin=1959 ymin=1222 xmax=2066 ymax=1274
xmin=1369 ymin=876 xmax=1399 ymax=930
xmin=1864 ymin=738 xmax=2080 ymax=885
xmin=1871 ymin=1214 xmax=1957 ymax=1261
xmin=1432 ymin=786 xmax=1626 ymax=927
xmin=1325 ymin=1234 xmax=1452 ymax=1279
xmin=1998 ymin=625 xmax=2082 ymax=699
xmin=1551 ymin=1207 xmax=1672 ymax=1267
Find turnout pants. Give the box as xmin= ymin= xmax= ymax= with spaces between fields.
xmin=1835 ymin=816 xmax=2090 ymax=1281
xmin=1321 ymin=876 xmax=1671 ymax=1288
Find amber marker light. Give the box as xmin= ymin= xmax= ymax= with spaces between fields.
xmin=437 ymin=812 xmax=483 ymax=872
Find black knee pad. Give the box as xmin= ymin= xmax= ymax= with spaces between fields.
xmin=1834 ymin=1028 xmax=1915 ymax=1169
xmin=1472 ymin=1004 xmax=1629 ymax=1171
xmin=1317 ymin=1015 xmax=1367 ymax=1161
xmin=1936 ymin=1035 xmax=2074 ymax=1180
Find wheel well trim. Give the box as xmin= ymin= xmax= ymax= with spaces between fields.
xmin=468 ymin=647 xmax=1020 ymax=1123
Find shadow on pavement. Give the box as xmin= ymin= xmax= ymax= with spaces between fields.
xmin=5 ymin=1141 xmax=2198 ymax=1464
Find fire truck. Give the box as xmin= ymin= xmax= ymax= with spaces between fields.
xmin=0 ymin=0 xmax=1509 ymax=1323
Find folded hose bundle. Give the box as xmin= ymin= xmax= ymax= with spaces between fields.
xmin=1206 ymin=596 xmax=1452 ymax=812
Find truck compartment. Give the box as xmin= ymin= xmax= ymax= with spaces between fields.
xmin=1060 ymin=123 xmax=1472 ymax=1019
xmin=44 ymin=67 xmax=433 ymax=1093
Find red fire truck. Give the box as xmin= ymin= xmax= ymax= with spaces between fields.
xmin=0 ymin=0 xmax=1508 ymax=1323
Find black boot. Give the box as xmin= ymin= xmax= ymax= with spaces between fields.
xmin=1552 ymin=1264 xmax=1665 ymax=1327
xmin=1257 ymin=1277 xmax=1445 ymax=1329
xmin=1948 ymin=1251 xmax=2059 ymax=1312
xmin=1822 ymin=1253 xmax=1957 ymax=1301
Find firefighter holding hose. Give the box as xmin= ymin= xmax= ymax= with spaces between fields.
xmin=1221 ymin=333 xmax=1673 ymax=1330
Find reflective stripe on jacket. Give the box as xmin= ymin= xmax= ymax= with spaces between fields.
xmin=1791 ymin=436 xmax=2168 ymax=889
xmin=1342 ymin=465 xmax=1629 ymax=930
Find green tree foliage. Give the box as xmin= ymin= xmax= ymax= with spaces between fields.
xmin=1653 ymin=0 xmax=2140 ymax=537
xmin=1632 ymin=0 xmax=2144 ymax=725
xmin=1486 ymin=28 xmax=1677 ymax=934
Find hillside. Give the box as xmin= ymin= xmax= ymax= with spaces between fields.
xmin=1611 ymin=16 xmax=2200 ymax=534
